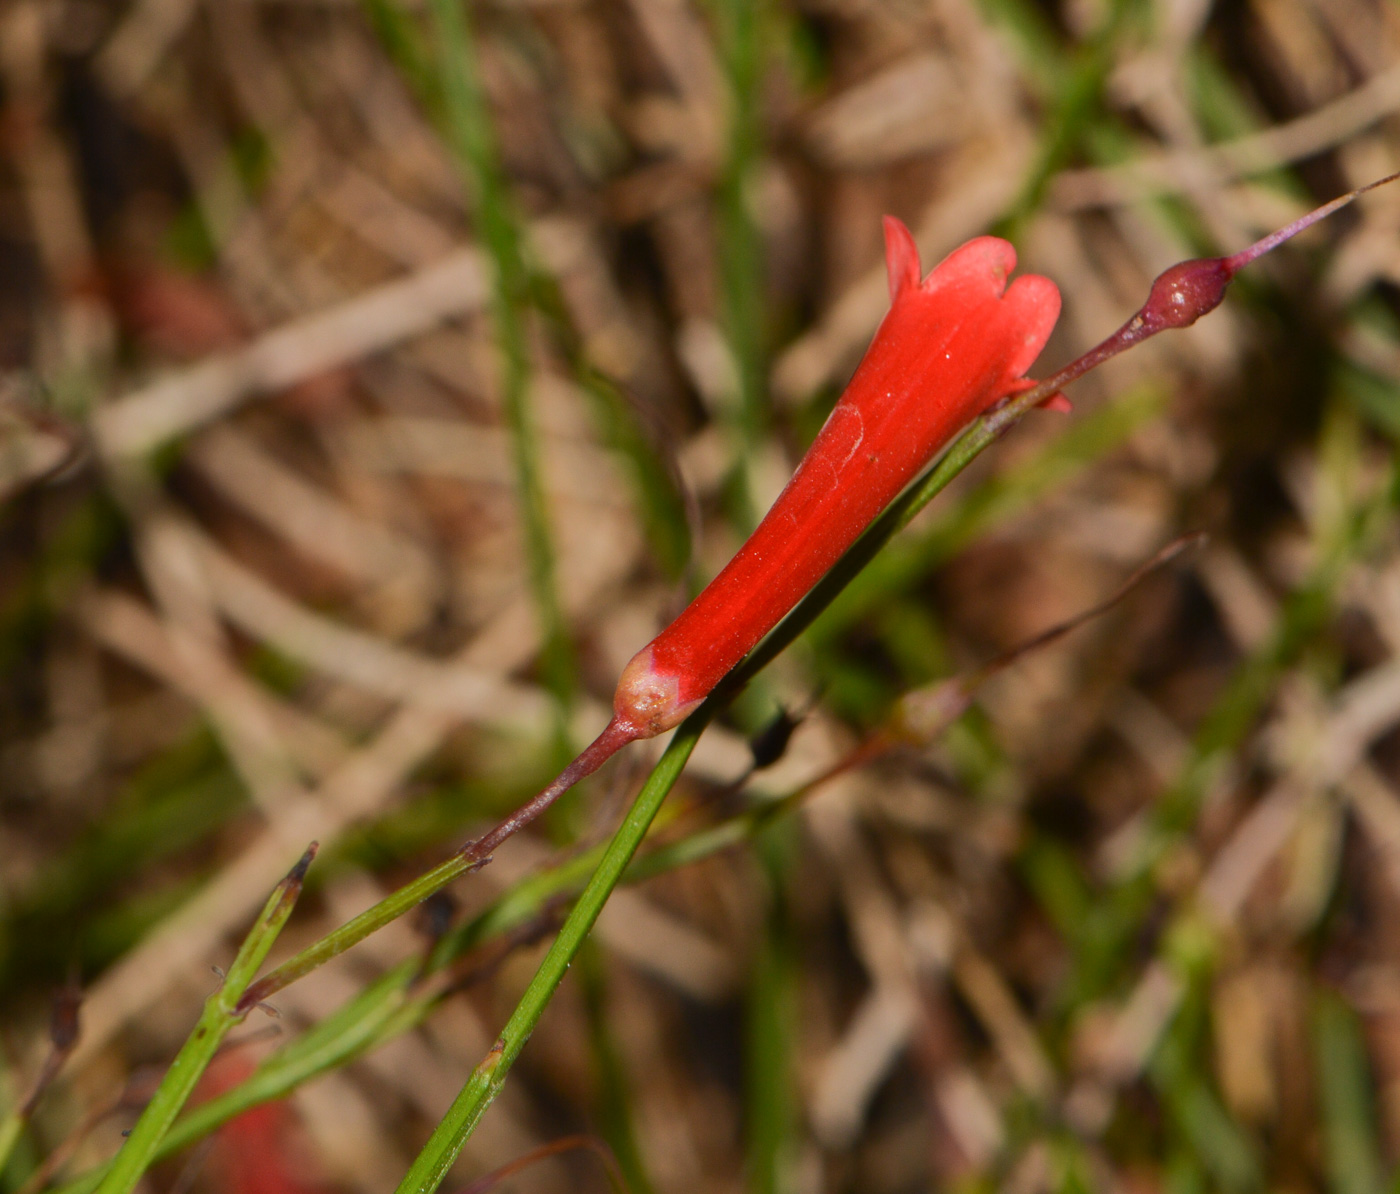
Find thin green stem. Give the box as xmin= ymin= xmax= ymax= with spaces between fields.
xmin=394 ymin=719 xmax=705 ymax=1194
xmin=715 ymin=0 xmax=768 ymax=527
xmin=91 ymin=845 xmax=314 ymax=1194
xmin=429 ymin=0 xmax=573 ymax=704
xmin=993 ymin=0 xmax=1142 ymax=239
xmin=744 ymin=831 xmax=797 ymax=1194
xmin=358 ymin=0 xmax=690 ymax=581
xmin=0 ymin=1112 xmax=22 ymax=1180
xmin=238 ymin=850 xmax=472 ymax=1012
xmin=47 ymin=785 xmax=832 ymax=1194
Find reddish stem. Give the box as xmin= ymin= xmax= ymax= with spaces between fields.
xmin=458 ymin=718 xmax=641 ymax=864
xmin=1223 ymin=170 xmax=1400 ymax=273
xmin=1025 ymin=170 xmax=1400 ymax=407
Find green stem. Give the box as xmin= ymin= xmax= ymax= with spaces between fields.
xmin=394 ymin=719 xmax=705 ymax=1194
xmin=429 ymin=0 xmax=573 ymax=704
xmin=92 ymin=845 xmax=314 ymax=1194
xmin=993 ymin=0 xmax=1140 ymax=239
xmin=0 ymin=1112 xmax=22 ymax=1180
xmin=358 ymin=0 xmax=690 ymax=582
xmin=715 ymin=0 xmax=768 ymax=526
xmin=53 ymin=676 xmax=975 ymax=1194
xmin=238 ymin=850 xmax=471 ymax=1012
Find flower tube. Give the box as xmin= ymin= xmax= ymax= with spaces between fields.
xmin=614 ymin=219 xmax=1061 ymax=735
xmin=470 ymin=219 xmax=1060 ymax=859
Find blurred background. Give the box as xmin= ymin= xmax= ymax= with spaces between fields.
xmin=6 ymin=0 xmax=1400 ymax=1191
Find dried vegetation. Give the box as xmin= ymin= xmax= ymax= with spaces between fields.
xmin=6 ymin=0 xmax=1400 ymax=1191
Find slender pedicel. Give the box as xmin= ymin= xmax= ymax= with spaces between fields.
xmin=1013 ymin=169 xmax=1400 ymax=408
xmin=462 ymin=173 xmax=1400 ymax=865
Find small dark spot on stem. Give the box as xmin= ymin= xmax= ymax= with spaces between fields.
xmin=285 ymin=841 xmax=319 ymax=886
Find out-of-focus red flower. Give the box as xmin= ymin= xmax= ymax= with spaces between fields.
xmin=199 ymin=1055 xmax=325 ymax=1194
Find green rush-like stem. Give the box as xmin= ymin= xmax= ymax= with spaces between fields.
xmin=57 ymin=803 xmax=772 ymax=1194
xmin=48 ymin=733 xmax=896 ymax=1194
xmin=238 ymin=849 xmax=473 ymax=1012
xmin=394 ymin=719 xmax=705 ymax=1194
xmin=429 ymin=0 xmax=573 ymax=705
xmin=357 ymin=0 xmax=690 ymax=582
xmin=0 ymin=1114 xmax=21 ymax=1182
xmin=91 ymin=845 xmax=315 ymax=1194
xmin=715 ymin=0 xmax=769 ymax=527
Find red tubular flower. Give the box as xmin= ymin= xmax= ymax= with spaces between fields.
xmin=465 ymin=219 xmax=1060 ymax=859
xmin=613 ymin=218 xmax=1062 ymax=736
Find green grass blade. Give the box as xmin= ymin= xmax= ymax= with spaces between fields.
xmin=714 ymin=0 xmax=770 ymax=526
xmin=428 ymin=0 xmax=573 ymax=704
xmin=91 ymin=845 xmax=315 ymax=1194
xmin=744 ymin=831 xmax=797 ymax=1194
xmin=1315 ymin=989 xmax=1386 ymax=1194
xmin=578 ymin=942 xmax=657 ymax=1194
xmin=394 ymin=718 xmax=705 ymax=1194
xmin=238 ymin=850 xmax=474 ymax=1010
